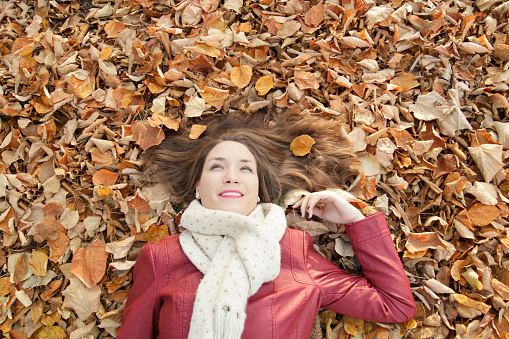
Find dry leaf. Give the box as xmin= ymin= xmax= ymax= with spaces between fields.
xmin=71 ymin=239 xmax=108 ymax=288
xmin=230 ymin=65 xmax=253 ymax=88
xmin=131 ymin=120 xmax=165 ymax=150
xmin=294 ymin=71 xmax=320 ymax=90
xmin=92 ymin=169 xmax=118 ymax=187
xmin=390 ymin=73 xmax=419 ymax=92
xmin=62 ymin=278 xmax=101 ymax=320
xmin=189 ymin=124 xmax=207 ymax=139
xmin=104 ymin=19 xmax=125 ymax=38
xmin=290 ymin=135 xmax=315 ymax=156
xmin=255 ymin=76 xmax=274 ymax=96
xmin=468 ymin=143 xmax=504 ymax=182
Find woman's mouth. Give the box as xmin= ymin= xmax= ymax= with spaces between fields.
xmin=219 ymin=191 xmax=243 ymax=198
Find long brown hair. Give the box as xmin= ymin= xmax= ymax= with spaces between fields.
xmin=142 ymin=111 xmax=361 ymax=205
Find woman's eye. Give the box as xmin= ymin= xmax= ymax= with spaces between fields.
xmin=241 ymin=166 xmax=253 ymax=172
xmin=210 ymin=164 xmax=222 ymax=170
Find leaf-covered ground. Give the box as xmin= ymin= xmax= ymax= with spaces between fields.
xmin=1 ymin=0 xmax=509 ymax=338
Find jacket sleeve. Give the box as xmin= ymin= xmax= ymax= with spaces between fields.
xmin=117 ymin=243 xmax=160 ymax=338
xmin=306 ymin=212 xmax=416 ymax=323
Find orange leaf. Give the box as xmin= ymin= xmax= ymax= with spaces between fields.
xmin=0 ymin=206 xmax=14 ymax=235
xmin=290 ymin=135 xmax=315 ymax=156
xmin=131 ymin=120 xmax=165 ymax=150
xmin=189 ymin=124 xmax=207 ymax=139
xmin=148 ymin=113 xmax=179 ymax=131
xmin=92 ymin=169 xmax=118 ymax=186
xmin=104 ymin=19 xmax=126 ymax=38
xmin=67 ymin=74 xmax=94 ymax=99
xmin=349 ymin=173 xmax=377 ymax=201
xmin=48 ymin=231 xmax=70 ymax=263
xmin=202 ymin=86 xmax=229 ymax=110
xmin=71 ymin=239 xmax=108 ymax=288
xmin=467 ymin=202 xmax=500 ymax=226
xmin=390 ymin=72 xmax=419 ymax=92
xmin=230 ymin=65 xmax=253 ymax=88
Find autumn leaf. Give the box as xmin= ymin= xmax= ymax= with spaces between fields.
xmin=290 ymin=135 xmax=315 ymax=156
xmin=67 ymin=74 xmax=94 ymax=99
xmin=38 ymin=326 xmax=67 ymax=339
xmin=104 ymin=19 xmax=125 ymax=38
xmin=92 ymin=169 xmax=118 ymax=186
xmin=390 ymin=73 xmax=419 ymax=92
xmin=146 ymin=224 xmax=171 ymax=243
xmin=468 ymin=143 xmax=504 ymax=183
xmin=304 ymin=3 xmax=324 ymax=27
xmin=294 ymin=71 xmax=319 ymax=90
xmin=255 ymin=76 xmax=273 ymax=96
xmin=201 ymin=86 xmax=229 ymax=109
xmin=230 ymin=65 xmax=252 ymax=88
xmin=148 ymin=113 xmax=179 ymax=131
xmin=189 ymin=124 xmax=207 ymax=139
xmin=62 ymin=278 xmax=101 ymax=320
xmin=467 ymin=202 xmax=500 ymax=226
xmin=71 ymin=239 xmax=108 ymax=288
xmin=131 ymin=120 xmax=165 ymax=150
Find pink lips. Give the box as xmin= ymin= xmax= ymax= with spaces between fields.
xmin=219 ymin=190 xmax=243 ymax=198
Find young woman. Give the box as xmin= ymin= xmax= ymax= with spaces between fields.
xmin=117 ymin=112 xmax=416 ymax=339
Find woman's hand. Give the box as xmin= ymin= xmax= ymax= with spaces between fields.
xmin=292 ymin=190 xmax=365 ymax=224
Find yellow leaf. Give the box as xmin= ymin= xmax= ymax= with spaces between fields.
xmin=38 ymin=325 xmax=67 ymax=339
xmin=390 ymin=72 xmax=419 ymax=92
xmin=100 ymin=46 xmax=113 ymax=60
xmin=255 ymin=76 xmax=274 ymax=96
xmin=290 ymin=135 xmax=315 ymax=156
xmin=202 ymin=86 xmax=229 ymax=110
xmin=239 ymin=22 xmax=252 ymax=33
xmin=189 ymin=124 xmax=207 ymax=139
xmin=230 ymin=65 xmax=253 ymax=88
xmin=97 ymin=185 xmax=114 ymax=198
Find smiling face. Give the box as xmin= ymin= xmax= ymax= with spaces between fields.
xmin=195 ymin=141 xmax=259 ymax=215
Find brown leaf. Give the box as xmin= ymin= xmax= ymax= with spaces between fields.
xmin=201 ymin=86 xmax=229 ymax=109
xmin=294 ymin=71 xmax=319 ymax=90
xmin=48 ymin=231 xmax=70 ymax=263
xmin=41 ymin=280 xmax=63 ymax=301
xmin=131 ymin=120 xmax=165 ymax=150
xmin=62 ymin=278 xmax=101 ymax=320
xmin=304 ymin=3 xmax=324 ymax=27
xmin=467 ymin=202 xmax=500 ymax=226
xmin=71 ymin=239 xmax=108 ymax=288
xmin=405 ymin=232 xmax=447 ymax=253
xmin=290 ymin=135 xmax=315 ymax=156
xmin=13 ymin=253 xmax=28 ymax=284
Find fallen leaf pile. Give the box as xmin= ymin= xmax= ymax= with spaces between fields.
xmin=1 ymin=0 xmax=509 ymax=338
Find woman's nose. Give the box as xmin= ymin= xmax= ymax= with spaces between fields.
xmin=223 ymin=168 xmax=239 ymax=183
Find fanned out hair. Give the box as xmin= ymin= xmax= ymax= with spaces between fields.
xmin=142 ymin=111 xmax=361 ymax=205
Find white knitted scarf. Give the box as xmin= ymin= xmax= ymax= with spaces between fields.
xmin=179 ymin=200 xmax=287 ymax=339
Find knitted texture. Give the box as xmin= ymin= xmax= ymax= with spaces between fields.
xmin=179 ymin=200 xmax=287 ymax=339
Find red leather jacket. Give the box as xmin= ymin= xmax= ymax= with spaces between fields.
xmin=117 ymin=213 xmax=416 ymax=338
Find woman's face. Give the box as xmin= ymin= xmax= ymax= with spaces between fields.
xmin=195 ymin=141 xmax=259 ymax=215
